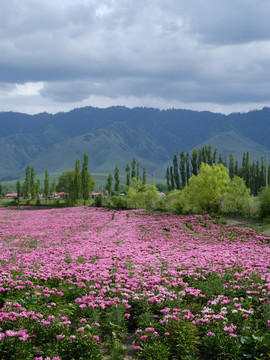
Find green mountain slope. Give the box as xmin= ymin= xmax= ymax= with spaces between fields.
xmin=0 ymin=106 xmax=270 ymax=180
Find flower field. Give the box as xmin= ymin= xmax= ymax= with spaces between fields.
xmin=0 ymin=207 xmax=270 ymax=359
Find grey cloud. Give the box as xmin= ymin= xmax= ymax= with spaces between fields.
xmin=1 ymin=0 xmax=270 ymax=112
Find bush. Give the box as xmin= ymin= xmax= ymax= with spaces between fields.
xmin=110 ymin=196 xmax=127 ymax=210
xmin=93 ymin=194 xmax=103 ymax=207
xmin=259 ymin=187 xmax=270 ymax=218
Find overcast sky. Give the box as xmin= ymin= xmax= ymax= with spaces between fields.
xmin=1 ymin=0 xmax=270 ymax=115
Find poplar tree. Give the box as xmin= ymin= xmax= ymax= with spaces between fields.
xmin=44 ymin=168 xmax=49 ymax=200
xmin=166 ymin=167 xmax=171 ymax=191
xmin=198 ymin=148 xmax=202 ymax=170
xmin=186 ymin=151 xmax=190 ymax=184
xmin=143 ymin=167 xmax=146 ymax=185
xmin=191 ymin=148 xmax=198 ymax=176
xmin=30 ymin=167 xmax=35 ymax=200
xmin=23 ymin=165 xmax=31 ymax=200
xmin=50 ymin=179 xmax=56 ymax=198
xmin=207 ymin=145 xmax=213 ymax=165
xmin=125 ymin=163 xmax=131 ymax=186
xmin=173 ymin=154 xmax=180 ymax=189
xmin=136 ymin=162 xmax=140 ymax=180
xmin=213 ymin=147 xmax=218 ymax=165
xmin=180 ymin=151 xmax=186 ymax=189
xmin=81 ymin=153 xmax=90 ymax=201
xmin=16 ymin=180 xmax=21 ymax=201
xmin=218 ymin=153 xmax=223 ymax=165
xmin=242 ymin=151 xmax=250 ymax=188
xmin=131 ymin=158 xmax=136 ymax=179
xmin=106 ymin=173 xmax=113 ymax=195
xmin=234 ymin=160 xmax=239 ymax=177
xmin=114 ymin=165 xmax=120 ymax=193
xmin=170 ymin=166 xmax=175 ymax=190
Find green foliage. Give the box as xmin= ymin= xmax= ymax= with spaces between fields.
xmin=73 ymin=158 xmax=82 ymax=201
xmin=114 ymin=165 xmax=120 ymax=193
xmin=259 ymin=186 xmax=270 ymax=218
xmin=110 ymin=196 xmax=127 ymax=209
xmin=125 ymin=163 xmax=131 ymax=186
xmin=23 ymin=165 xmax=31 ymax=200
xmin=94 ymin=194 xmax=103 ymax=207
xmin=126 ymin=179 xmax=160 ymax=209
xmin=106 ymin=173 xmax=113 ymax=195
xmin=44 ymin=168 xmax=49 ymax=199
xmin=166 ymin=320 xmax=200 ymax=359
xmin=81 ymin=153 xmax=94 ymax=201
xmin=56 ymin=169 xmax=75 ymax=194
xmin=56 ymin=154 xmax=95 ymax=204
xmin=181 ymin=163 xmax=230 ymax=214
xmin=162 ymin=189 xmax=183 ymax=214
xmin=220 ymin=176 xmax=251 ymax=215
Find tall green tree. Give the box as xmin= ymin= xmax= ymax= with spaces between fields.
xmin=44 ymin=168 xmax=50 ymax=200
xmin=81 ymin=153 xmax=90 ymax=201
xmin=106 ymin=173 xmax=113 ymax=195
xmin=218 ymin=153 xmax=223 ymax=165
xmin=125 ymin=163 xmax=131 ymax=186
xmin=170 ymin=166 xmax=175 ymax=191
xmin=191 ymin=148 xmax=198 ymax=176
xmin=234 ymin=160 xmax=239 ymax=177
xmin=131 ymin=158 xmax=136 ymax=179
xmin=213 ymin=147 xmax=218 ymax=165
xmin=206 ymin=145 xmax=213 ymax=165
xmin=16 ymin=180 xmax=21 ymax=201
xmin=23 ymin=165 xmax=31 ymax=200
xmin=136 ymin=162 xmax=140 ymax=180
xmin=166 ymin=167 xmax=171 ymax=191
xmin=186 ymin=151 xmax=190 ymax=184
xmin=180 ymin=151 xmax=186 ymax=189
xmin=114 ymin=165 xmax=120 ymax=193
xmin=142 ymin=167 xmax=146 ymax=185
xmin=173 ymin=154 xmax=180 ymax=189
xmin=50 ymin=179 xmax=56 ymax=198
xmin=30 ymin=167 xmax=36 ymax=200
xmin=242 ymin=151 xmax=250 ymax=188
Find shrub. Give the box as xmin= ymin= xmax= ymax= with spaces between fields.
xmin=259 ymin=186 xmax=270 ymax=218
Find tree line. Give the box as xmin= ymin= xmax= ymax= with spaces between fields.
xmin=166 ymin=145 xmax=268 ymax=195
xmin=15 ymin=155 xmax=148 ymax=205
xmin=16 ymin=153 xmax=95 ymax=204
xmin=105 ymin=157 xmax=146 ymax=195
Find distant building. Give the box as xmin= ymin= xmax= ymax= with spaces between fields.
xmin=4 ymin=193 xmax=17 ymax=199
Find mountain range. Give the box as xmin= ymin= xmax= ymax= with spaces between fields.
xmin=1 ymin=106 xmax=270 ymax=181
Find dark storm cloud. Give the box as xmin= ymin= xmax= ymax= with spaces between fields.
xmin=1 ymin=0 xmax=270 ymax=113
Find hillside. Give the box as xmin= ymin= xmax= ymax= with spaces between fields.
xmin=0 ymin=106 xmax=270 ymax=180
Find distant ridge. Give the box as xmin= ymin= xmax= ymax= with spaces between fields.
xmin=0 ymin=106 xmax=270 ymax=180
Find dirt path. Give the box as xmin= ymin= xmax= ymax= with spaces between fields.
xmin=223 ymin=216 xmax=270 ymax=236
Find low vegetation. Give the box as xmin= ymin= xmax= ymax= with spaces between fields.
xmin=0 ymin=208 xmax=269 ymax=359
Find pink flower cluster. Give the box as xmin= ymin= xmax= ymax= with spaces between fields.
xmin=0 ymin=207 xmax=269 ymax=356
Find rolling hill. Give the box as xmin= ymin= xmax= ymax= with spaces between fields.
xmin=0 ymin=106 xmax=270 ymax=180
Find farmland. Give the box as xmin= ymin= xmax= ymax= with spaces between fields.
xmin=0 ymin=207 xmax=270 ymax=359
